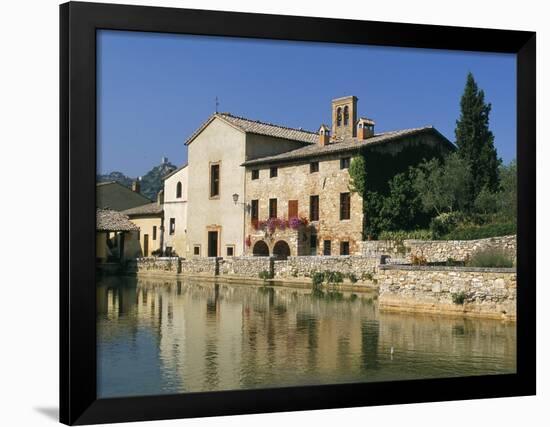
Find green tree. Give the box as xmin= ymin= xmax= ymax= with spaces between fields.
xmin=455 ymin=72 xmax=500 ymax=200
xmin=413 ymin=152 xmax=472 ymax=215
xmin=498 ymin=160 xmax=517 ymax=220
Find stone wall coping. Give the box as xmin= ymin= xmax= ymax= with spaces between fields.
xmin=379 ymin=264 xmax=516 ymax=273
xmin=137 ymin=257 xmax=179 ymax=261
xmin=365 ymin=234 xmax=516 ymax=245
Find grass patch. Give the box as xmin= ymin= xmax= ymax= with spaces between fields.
xmin=466 ymin=248 xmax=514 ymax=268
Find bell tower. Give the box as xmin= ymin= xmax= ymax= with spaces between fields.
xmin=331 ymin=96 xmax=358 ymax=141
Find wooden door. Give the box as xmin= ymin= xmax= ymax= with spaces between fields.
xmin=208 ymin=231 xmax=218 ymax=257
xmin=288 ymin=200 xmax=298 ymax=218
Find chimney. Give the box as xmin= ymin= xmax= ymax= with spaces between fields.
xmin=357 ymin=118 xmax=375 ymax=140
xmin=331 ymin=96 xmax=358 ymax=140
xmin=132 ymin=178 xmax=141 ymax=193
xmin=318 ymin=124 xmax=330 ymax=146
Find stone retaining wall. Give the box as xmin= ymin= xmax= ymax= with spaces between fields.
xmin=377 ymin=265 xmax=516 ymax=320
xmin=219 ymin=256 xmax=273 ymax=276
xmin=274 ymin=255 xmax=378 ymax=279
xmin=359 ymin=235 xmax=516 ymax=263
xmin=132 ymin=257 xmax=180 ymax=274
xmin=180 ymin=257 xmax=219 ymax=275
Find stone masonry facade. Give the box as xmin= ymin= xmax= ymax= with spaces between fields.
xmin=244 ymin=153 xmax=363 ymax=257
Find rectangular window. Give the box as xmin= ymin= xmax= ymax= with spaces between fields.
xmin=193 ymin=245 xmax=200 ymax=256
xmin=340 ymin=241 xmax=350 ymax=255
xmin=310 ymin=234 xmax=317 ymax=256
xmin=340 ymin=157 xmax=351 ymax=169
xmin=169 ymin=218 xmax=176 ymax=235
xmin=210 ymin=163 xmax=220 ymax=197
xmin=309 ymin=195 xmax=319 ymax=221
xmin=269 ymin=198 xmax=277 ymax=218
xmin=251 ymin=169 xmax=259 ymax=180
xmin=226 ymin=246 xmax=235 ymax=257
xmin=251 ymin=199 xmax=259 ymax=222
xmin=288 ymin=200 xmax=298 ymax=218
xmin=137 ymin=230 xmax=140 ymax=241
xmin=340 ymin=192 xmax=351 ymax=220
xmin=310 ymin=161 xmax=319 ymax=173
xmin=152 ymin=226 xmax=157 ymax=241
xmin=270 ymin=167 xmax=278 ymax=178
xmin=323 ymin=240 xmax=331 ymax=256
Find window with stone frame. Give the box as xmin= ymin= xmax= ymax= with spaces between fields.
xmin=251 ymin=169 xmax=259 ymax=180
xmin=210 ymin=163 xmax=220 ymax=197
xmin=309 ymin=195 xmax=319 ymax=221
xmin=288 ymin=200 xmax=298 ymax=219
xmin=193 ymin=245 xmax=201 ymax=256
xmin=153 ymin=226 xmax=157 ymax=241
xmin=251 ymin=199 xmax=259 ymax=223
xmin=270 ymin=166 xmax=278 ymax=178
xmin=169 ymin=218 xmax=176 ymax=235
xmin=323 ymin=240 xmax=331 ymax=256
xmin=336 ymin=107 xmax=342 ymax=127
xmin=226 ymin=245 xmax=235 ymax=257
xmin=340 ymin=241 xmax=350 ymax=255
xmin=269 ymin=198 xmax=277 ymax=218
xmin=340 ymin=192 xmax=350 ymax=220
xmin=340 ymin=157 xmax=351 ymax=169
xmin=310 ymin=161 xmax=319 ymax=173
xmin=176 ymin=181 xmax=182 ymax=198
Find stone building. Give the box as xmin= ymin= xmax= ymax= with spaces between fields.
xmin=179 ymin=95 xmax=452 ymax=260
xmin=162 ymin=164 xmax=189 ymax=257
xmin=122 ymin=201 xmax=163 ymax=257
xmin=184 ymin=113 xmax=317 ymax=258
xmin=241 ymin=96 xmax=453 ymax=258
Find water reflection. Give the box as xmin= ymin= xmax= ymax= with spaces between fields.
xmin=97 ymin=275 xmax=516 ymax=398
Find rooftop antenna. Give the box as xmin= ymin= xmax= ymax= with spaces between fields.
xmin=215 ymin=96 xmax=219 ymax=113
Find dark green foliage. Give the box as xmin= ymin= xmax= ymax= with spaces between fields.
xmin=311 ymin=271 xmax=325 ymax=287
xmin=455 ymin=72 xmax=500 ymax=200
xmin=451 ymin=291 xmax=467 ymax=305
xmin=442 ymin=222 xmax=516 ymax=240
xmin=413 ymin=153 xmax=472 ymax=215
xmin=347 ymin=273 xmax=358 ymax=283
xmin=258 ymin=270 xmax=273 ymax=280
xmin=429 ymin=212 xmax=464 ymax=238
xmin=349 ymin=140 xmax=445 ymax=237
xmin=498 ymin=160 xmax=517 ymax=220
xmin=466 ymin=248 xmax=514 ymax=268
xmin=325 ymin=271 xmax=344 ymax=284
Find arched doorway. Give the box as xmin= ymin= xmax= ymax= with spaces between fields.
xmin=252 ymin=240 xmax=269 ymax=256
xmin=273 ymin=240 xmax=291 ymax=260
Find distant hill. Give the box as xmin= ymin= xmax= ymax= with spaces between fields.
xmin=97 ymin=159 xmax=177 ymax=201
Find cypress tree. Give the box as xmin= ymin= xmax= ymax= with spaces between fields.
xmin=455 ymin=72 xmax=500 ymax=201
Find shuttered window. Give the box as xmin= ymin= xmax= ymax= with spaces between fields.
xmin=288 ymin=200 xmax=298 ymax=218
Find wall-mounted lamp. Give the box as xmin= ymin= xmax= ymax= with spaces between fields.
xmin=232 ymin=193 xmax=250 ymax=212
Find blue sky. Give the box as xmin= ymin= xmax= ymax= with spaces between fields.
xmin=97 ymin=30 xmax=516 ymax=177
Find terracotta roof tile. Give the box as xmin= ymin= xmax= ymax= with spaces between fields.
xmin=96 ymin=209 xmax=140 ymax=232
xmin=185 ymin=113 xmax=318 ymax=145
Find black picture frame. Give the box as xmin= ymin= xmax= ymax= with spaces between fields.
xmin=60 ymin=1 xmax=536 ymax=425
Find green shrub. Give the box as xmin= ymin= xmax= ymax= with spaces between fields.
xmin=350 ymin=293 xmax=358 ymax=301
xmin=378 ymin=229 xmax=433 ymax=241
xmin=347 ymin=273 xmax=358 ymax=283
xmin=361 ymin=272 xmax=374 ymax=281
xmin=451 ymin=291 xmax=467 ymax=305
xmin=442 ymin=222 xmax=516 ymax=240
xmin=466 ymin=248 xmax=514 ymax=268
xmin=430 ymin=212 xmax=463 ymax=238
xmin=311 ymin=271 xmax=325 ymax=287
xmin=325 ymin=271 xmax=344 ymax=284
xmin=258 ymin=270 xmax=273 ymax=280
